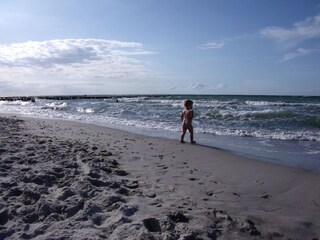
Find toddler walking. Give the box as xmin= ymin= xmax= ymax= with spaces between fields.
xmin=180 ymin=99 xmax=196 ymax=144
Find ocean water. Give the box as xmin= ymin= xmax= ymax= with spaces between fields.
xmin=1 ymin=95 xmax=319 ymax=171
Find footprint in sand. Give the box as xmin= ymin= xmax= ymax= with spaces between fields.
xmin=143 ymin=218 xmax=161 ymax=232
xmin=206 ymin=190 xmax=225 ymax=196
xmin=207 ymin=209 xmax=260 ymax=238
xmin=144 ymin=190 xmax=157 ymax=198
xmin=156 ymin=164 xmax=168 ymax=170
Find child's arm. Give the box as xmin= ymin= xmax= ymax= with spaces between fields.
xmin=180 ymin=110 xmax=186 ymax=121
xmin=188 ymin=110 xmax=194 ymax=120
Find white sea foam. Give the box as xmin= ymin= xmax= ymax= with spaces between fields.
xmin=76 ymin=107 xmax=94 ymax=113
xmin=245 ymin=100 xmax=284 ymax=106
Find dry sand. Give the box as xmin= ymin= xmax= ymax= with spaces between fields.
xmin=0 ymin=114 xmax=319 ymax=239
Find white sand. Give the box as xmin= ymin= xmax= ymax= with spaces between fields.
xmin=0 ymin=114 xmax=319 ymax=239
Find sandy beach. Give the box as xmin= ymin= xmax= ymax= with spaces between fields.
xmin=0 ymin=114 xmax=319 ymax=240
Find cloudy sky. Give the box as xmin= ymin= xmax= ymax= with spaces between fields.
xmin=0 ymin=0 xmax=320 ymax=96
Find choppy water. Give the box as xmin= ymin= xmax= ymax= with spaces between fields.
xmin=1 ymin=95 xmax=319 ymax=171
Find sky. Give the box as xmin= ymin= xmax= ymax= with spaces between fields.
xmin=0 ymin=0 xmax=320 ymax=96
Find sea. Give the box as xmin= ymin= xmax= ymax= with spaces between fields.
xmin=1 ymin=95 xmax=319 ymax=171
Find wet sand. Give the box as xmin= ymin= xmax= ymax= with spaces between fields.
xmin=0 ymin=114 xmax=319 ymax=239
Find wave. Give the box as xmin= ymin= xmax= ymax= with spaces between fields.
xmin=204 ymin=109 xmax=294 ymax=120
xmin=241 ymin=110 xmax=296 ymax=120
xmin=245 ymin=100 xmax=320 ymax=108
xmin=113 ymin=97 xmax=320 ymax=110
xmin=203 ymin=109 xmax=320 ymax=126
xmin=119 ymin=97 xmax=148 ymax=103
xmin=43 ymin=102 xmax=68 ymax=110
xmin=196 ymin=127 xmax=320 ymax=142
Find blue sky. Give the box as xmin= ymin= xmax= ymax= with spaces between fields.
xmin=0 ymin=0 xmax=319 ymax=96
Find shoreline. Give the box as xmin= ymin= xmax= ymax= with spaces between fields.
xmin=1 ymin=94 xmax=319 ymax=173
xmin=4 ymin=112 xmax=320 ymax=173
xmin=1 ymin=114 xmax=320 ymax=239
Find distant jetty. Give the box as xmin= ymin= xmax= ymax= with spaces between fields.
xmin=0 ymin=96 xmax=36 ymax=102
xmin=0 ymin=95 xmax=170 ymax=102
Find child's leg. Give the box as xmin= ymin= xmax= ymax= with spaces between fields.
xmin=189 ymin=126 xmax=196 ymax=144
xmin=180 ymin=125 xmax=187 ymax=143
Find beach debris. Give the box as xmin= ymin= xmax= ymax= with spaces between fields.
xmin=206 ymin=190 xmax=224 ymax=196
xmin=233 ymin=192 xmax=240 ymax=197
xmin=99 ymin=150 xmax=112 ymax=156
xmin=262 ymin=207 xmax=282 ymax=212
xmin=206 ymin=191 xmax=213 ymax=196
xmin=312 ymin=200 xmax=319 ymax=207
xmin=255 ymin=180 xmax=264 ymax=185
xmin=260 ymin=194 xmax=270 ymax=199
xmin=189 ymin=177 xmax=199 ymax=181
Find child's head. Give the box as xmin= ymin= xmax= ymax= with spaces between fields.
xmin=184 ymin=99 xmax=193 ymax=109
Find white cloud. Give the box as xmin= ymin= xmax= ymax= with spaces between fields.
xmin=199 ymin=42 xmax=225 ymax=50
xmin=282 ymin=48 xmax=318 ymax=61
xmin=260 ymin=15 xmax=320 ymax=62
xmin=0 ymin=39 xmax=156 ymax=85
xmin=260 ymin=15 xmax=320 ymax=44
xmin=110 ymin=50 xmax=157 ymax=56
xmin=211 ymin=83 xmax=226 ymax=90
xmin=188 ymin=83 xmax=226 ymax=90
xmin=199 ymin=33 xmax=257 ymax=50
xmin=188 ymin=83 xmax=208 ymax=89
xmin=168 ymin=86 xmax=178 ymax=90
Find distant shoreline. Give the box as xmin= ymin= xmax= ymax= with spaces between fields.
xmin=1 ymin=94 xmax=319 ymax=101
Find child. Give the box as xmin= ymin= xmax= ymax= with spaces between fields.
xmin=180 ymin=99 xmax=196 ymax=144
